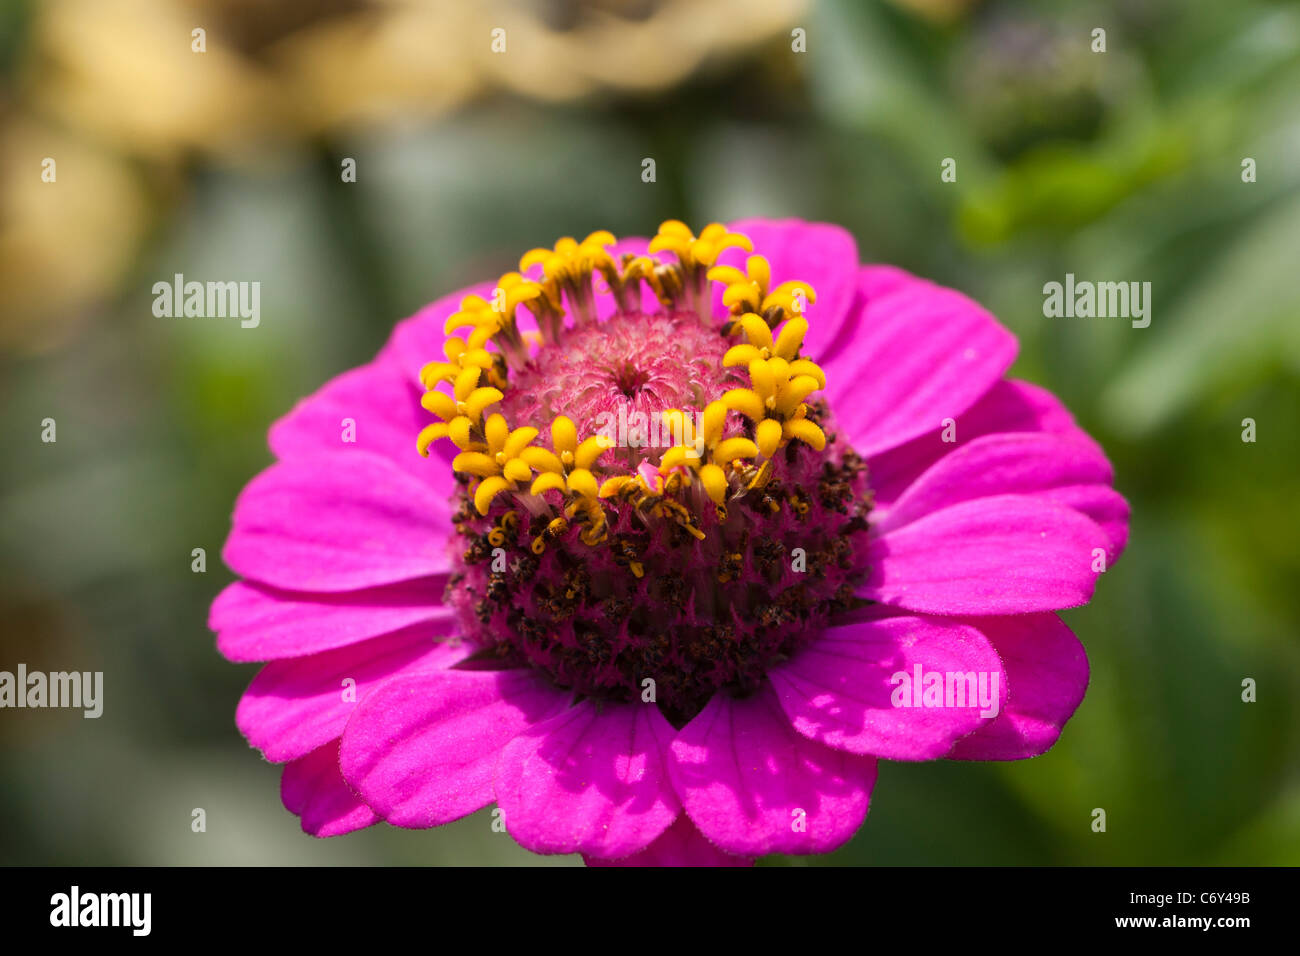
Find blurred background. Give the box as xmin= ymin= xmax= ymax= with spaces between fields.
xmin=2 ymin=0 xmax=1298 ymax=866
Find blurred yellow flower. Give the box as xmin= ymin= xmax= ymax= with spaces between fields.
xmin=2 ymin=0 xmax=808 ymax=351
xmin=31 ymin=0 xmax=811 ymax=150
xmin=0 ymin=117 xmax=152 ymax=352
xmin=32 ymin=0 xmax=280 ymax=161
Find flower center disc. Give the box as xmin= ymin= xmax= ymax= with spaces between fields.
xmin=449 ymin=310 xmax=871 ymax=725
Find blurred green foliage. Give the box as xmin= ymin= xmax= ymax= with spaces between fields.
xmin=1 ymin=0 xmax=1297 ymax=865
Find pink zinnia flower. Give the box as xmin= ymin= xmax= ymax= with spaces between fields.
xmin=211 ymin=219 xmax=1128 ymax=866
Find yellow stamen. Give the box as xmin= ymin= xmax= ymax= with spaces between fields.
xmin=713 ymin=437 xmax=759 ymax=466
xmin=474 ymin=476 xmax=511 ymax=515
xmin=783 ymin=418 xmax=826 ymax=451
xmin=721 ymin=388 xmax=765 ymax=423
xmin=520 ymin=447 xmax=564 ymax=474
xmin=416 ymin=422 xmax=449 ymax=457
xmin=421 ymin=390 xmax=458 ymax=421
xmin=698 ymin=463 xmax=728 ymax=505
xmin=530 ymin=472 xmax=568 ymax=496
xmin=755 ymin=419 xmax=783 ymax=459
xmin=787 ymin=358 xmax=826 ymax=389
xmin=567 ymin=468 xmax=599 ymax=500
xmin=773 ymin=318 xmax=808 ymax=360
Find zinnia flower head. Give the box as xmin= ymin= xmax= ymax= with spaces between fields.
xmin=211 ymin=218 xmax=1129 ymax=865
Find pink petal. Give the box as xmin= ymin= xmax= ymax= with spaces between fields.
xmin=496 ymin=700 xmax=680 ymax=857
xmin=715 ymin=219 xmax=861 ymax=358
xmin=269 ymin=357 xmax=454 ymax=494
xmin=338 ymin=669 xmax=569 ymax=828
xmin=863 ymin=495 xmax=1110 ymax=614
xmin=769 ymin=612 xmax=1005 ymax=761
xmin=856 ymin=264 xmax=915 ymax=301
xmin=584 ymin=814 xmax=753 ymax=867
xmin=946 ymin=614 xmax=1090 ymax=761
xmin=211 ymin=580 xmax=454 ymax=662
xmin=237 ymin=630 xmax=469 ymax=763
xmin=281 ymin=741 xmax=378 ymax=838
xmin=222 ymin=453 xmax=453 ymax=591
xmin=668 ymin=684 xmax=877 ymax=856
xmin=866 ymin=378 xmax=1101 ymax=508
xmin=875 ymin=432 xmax=1130 ymax=561
xmin=1034 ymin=483 xmax=1130 ymax=564
xmin=822 ymin=268 xmax=1017 ymax=458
